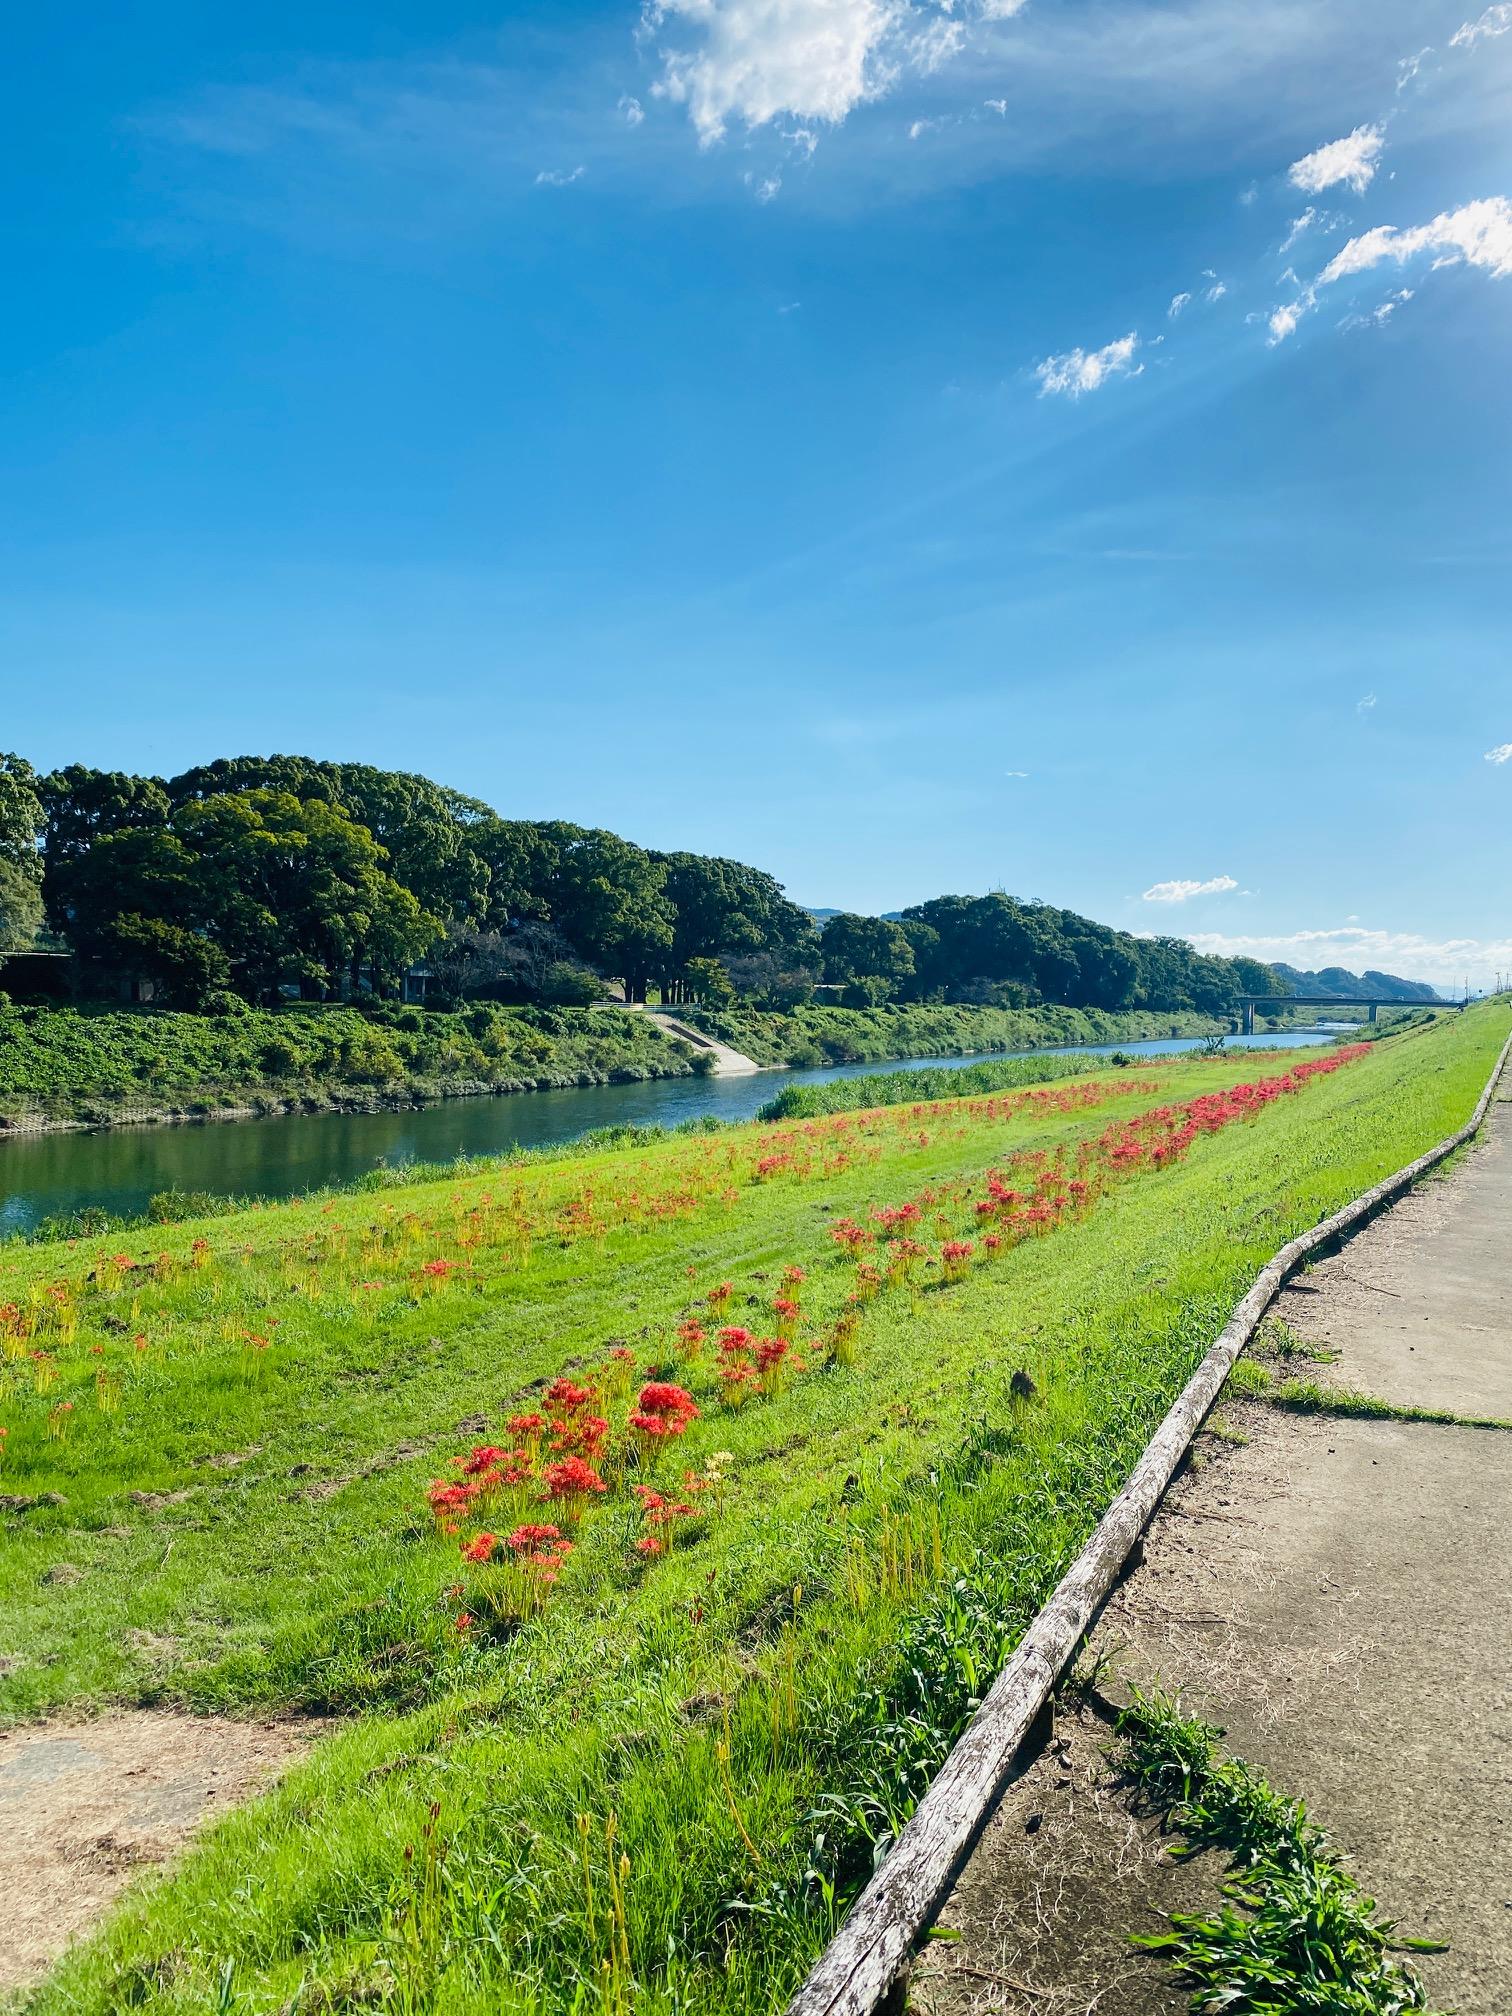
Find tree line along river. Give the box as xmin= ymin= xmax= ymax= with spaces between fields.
xmin=0 ymin=1028 xmax=1352 ymax=1238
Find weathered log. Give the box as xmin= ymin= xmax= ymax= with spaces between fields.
xmin=788 ymin=1026 xmax=1512 ymax=2016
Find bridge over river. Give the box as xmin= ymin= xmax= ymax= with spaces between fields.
xmin=1236 ymin=992 xmax=1457 ymax=1035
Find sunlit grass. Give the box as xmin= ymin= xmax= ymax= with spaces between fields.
xmin=5 ymin=1005 xmax=1506 ymax=2016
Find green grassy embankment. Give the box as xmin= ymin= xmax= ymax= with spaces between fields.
xmin=679 ymin=999 xmax=1227 ymax=1066
xmin=0 ymin=1001 xmax=699 ymax=1130
xmin=2 ymin=1004 xmax=1504 ymax=2016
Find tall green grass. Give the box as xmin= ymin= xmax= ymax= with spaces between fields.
xmin=7 ymin=1005 xmax=1506 ymax=2016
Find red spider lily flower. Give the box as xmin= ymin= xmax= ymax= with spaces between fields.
xmin=630 ymin=1380 xmax=699 ymax=1450
xmin=507 ymin=1522 xmax=568 ymax=1552
xmin=635 ymin=1535 xmax=665 ymax=1557
xmin=454 ymin=1612 xmax=475 ymax=1632
xmin=634 ymin=1381 xmax=699 ymax=1423
xmin=541 ymin=1456 xmax=608 ymax=1505
xmin=506 ymin=1411 xmax=546 ymax=1440
xmin=458 ymin=1444 xmax=510 ymax=1477
xmin=427 ymin=1481 xmax=477 ymax=1521
xmin=549 ymin=1412 xmax=609 ymax=1458
xmin=676 ymin=1320 xmax=707 ymax=1355
xmin=545 ymin=1377 xmax=597 ymax=1416
xmin=461 ymin=1532 xmax=498 ymax=1563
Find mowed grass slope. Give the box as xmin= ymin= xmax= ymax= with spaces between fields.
xmin=4 ymin=1006 xmax=1506 ymax=2016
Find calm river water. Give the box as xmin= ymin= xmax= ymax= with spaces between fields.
xmin=0 ymin=1028 xmax=1351 ymax=1237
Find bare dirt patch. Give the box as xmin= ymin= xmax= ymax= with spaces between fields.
xmin=0 ymin=1712 xmax=324 ymax=1991
xmin=911 ymin=1706 xmax=1202 ymax=2016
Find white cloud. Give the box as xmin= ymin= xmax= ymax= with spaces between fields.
xmin=1397 ymin=46 xmax=1433 ymax=90
xmin=1288 ymin=122 xmax=1384 ymax=195
xmin=644 ymin=0 xmax=1024 ymax=146
xmin=1340 ymin=286 xmax=1413 ymax=329
xmin=1267 ymin=197 xmax=1511 ymax=343
xmin=1167 ymin=290 xmax=1191 ymax=317
xmin=535 ymin=163 xmax=586 ymax=185
xmin=1003 ymin=768 xmax=1029 ymax=777
xmin=618 ymin=94 xmax=646 ymax=125
xmin=647 ymin=0 xmax=907 ymax=144
xmin=1357 ymin=692 xmax=1377 ymax=711
xmin=1451 ymin=4 xmax=1512 ymax=48
xmin=1486 ymin=741 xmax=1512 ymax=763
xmin=983 ymin=96 xmax=1007 ymax=116
xmin=1280 ymin=208 xmax=1315 ymax=252
xmin=1034 ymin=330 xmax=1141 ymax=398
xmin=1206 ymin=279 xmax=1227 ymax=301
xmin=1142 ymin=875 xmax=1240 ymax=903
xmin=1188 ymin=924 xmax=1512 ymax=991
xmin=1317 ymin=195 xmax=1512 ymax=285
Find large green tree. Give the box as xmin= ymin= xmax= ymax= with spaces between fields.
xmin=654 ymin=853 xmax=817 ymax=999
xmin=819 ymin=913 xmax=916 ymax=994
xmin=547 ymin=830 xmax=674 ymax=1001
xmin=0 ymin=755 xmax=46 ymax=953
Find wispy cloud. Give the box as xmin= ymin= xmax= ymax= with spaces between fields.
xmin=535 ymin=163 xmax=586 ymax=186
xmin=1267 ymin=195 xmax=1512 ymax=341
xmin=1451 ymin=4 xmax=1512 ymax=49
xmin=1340 ymin=286 xmax=1413 ymax=329
xmin=1167 ymin=290 xmax=1191 ymax=317
xmin=1357 ymin=692 xmax=1378 ymax=711
xmin=1034 ymin=331 xmax=1141 ymax=398
xmin=1486 ymin=740 xmax=1512 ymax=763
xmin=1142 ymin=874 xmax=1239 ymax=903
xmin=1003 ymin=768 xmax=1030 ymax=777
xmin=618 ymin=94 xmax=646 ymax=126
xmin=1288 ymin=122 xmax=1384 ymax=195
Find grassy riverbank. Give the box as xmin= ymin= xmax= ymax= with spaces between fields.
xmin=0 ymin=1001 xmax=701 ymax=1130
xmin=3 ymin=1004 xmax=1506 ymax=2016
xmin=678 ymin=1000 xmax=1230 ymax=1066
xmin=0 ymin=999 xmax=1238 ymax=1133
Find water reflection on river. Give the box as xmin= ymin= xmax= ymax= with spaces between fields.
xmin=0 ymin=1027 xmax=1354 ymax=1236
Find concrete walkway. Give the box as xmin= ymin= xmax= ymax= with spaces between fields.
xmin=914 ymin=1063 xmax=1512 ymax=2016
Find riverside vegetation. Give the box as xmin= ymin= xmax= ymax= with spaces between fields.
xmin=0 ymin=998 xmax=1234 ymax=1132
xmin=2 ymin=1004 xmax=1506 ymax=2016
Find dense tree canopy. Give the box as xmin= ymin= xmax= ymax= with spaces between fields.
xmin=0 ymin=748 xmax=1352 ymax=1016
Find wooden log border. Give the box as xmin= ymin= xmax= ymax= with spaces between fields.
xmin=789 ymin=1022 xmax=1512 ymax=2016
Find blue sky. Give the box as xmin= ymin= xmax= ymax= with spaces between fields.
xmin=3 ymin=0 xmax=1511 ymax=987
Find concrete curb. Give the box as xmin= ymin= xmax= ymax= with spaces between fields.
xmin=788 ymin=1020 xmax=1512 ymax=2016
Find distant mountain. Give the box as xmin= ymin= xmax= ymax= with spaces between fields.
xmin=805 ymin=907 xmax=904 ymax=923
xmin=1271 ymin=964 xmax=1441 ymax=1003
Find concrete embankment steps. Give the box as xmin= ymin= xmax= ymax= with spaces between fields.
xmin=645 ymin=1011 xmax=765 ymax=1076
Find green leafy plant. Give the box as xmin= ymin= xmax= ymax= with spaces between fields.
xmin=1120 ymin=1690 xmax=1449 ymax=2014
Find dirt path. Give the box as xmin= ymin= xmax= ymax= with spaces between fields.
xmin=915 ymin=1063 xmax=1512 ymax=2016
xmin=0 ymin=1713 xmax=322 ymax=1992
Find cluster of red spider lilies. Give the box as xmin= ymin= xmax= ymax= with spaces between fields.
xmin=429 ymin=1048 xmax=1369 ymax=1631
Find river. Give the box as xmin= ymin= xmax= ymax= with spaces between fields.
xmin=0 ymin=1027 xmax=1354 ymax=1237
